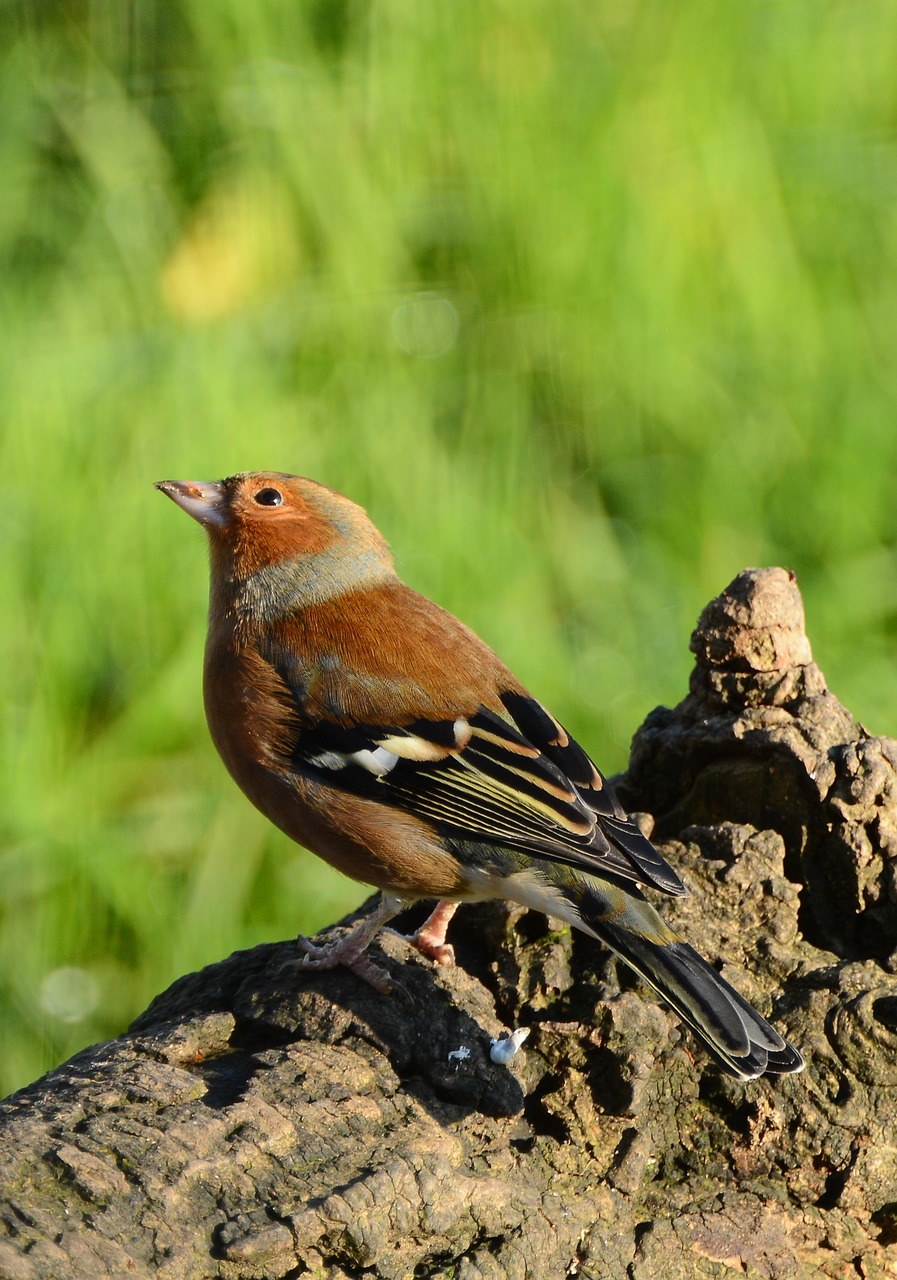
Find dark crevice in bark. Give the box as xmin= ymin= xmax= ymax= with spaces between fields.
xmin=192 ymin=1050 xmax=269 ymax=1111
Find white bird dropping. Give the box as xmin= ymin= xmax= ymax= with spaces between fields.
xmin=489 ymin=1027 xmax=530 ymax=1064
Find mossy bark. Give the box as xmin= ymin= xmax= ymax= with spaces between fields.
xmin=2 ymin=568 xmax=896 ymax=1279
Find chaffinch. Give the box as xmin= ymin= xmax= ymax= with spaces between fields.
xmin=157 ymin=472 xmax=803 ymax=1080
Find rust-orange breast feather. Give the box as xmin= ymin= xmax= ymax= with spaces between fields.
xmin=202 ymin=604 xmax=473 ymax=898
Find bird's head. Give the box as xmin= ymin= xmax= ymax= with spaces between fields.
xmin=156 ymin=472 xmax=395 ymax=615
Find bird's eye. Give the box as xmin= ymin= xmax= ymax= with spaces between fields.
xmin=253 ymin=487 xmax=283 ymax=507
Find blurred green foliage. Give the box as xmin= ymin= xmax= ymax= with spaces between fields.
xmin=2 ymin=0 xmax=897 ymax=1095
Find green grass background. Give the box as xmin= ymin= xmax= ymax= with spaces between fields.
xmin=2 ymin=0 xmax=897 ymax=1095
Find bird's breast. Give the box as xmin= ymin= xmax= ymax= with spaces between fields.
xmin=203 ymin=636 xmax=301 ymax=804
xmin=201 ymin=633 xmax=467 ymax=897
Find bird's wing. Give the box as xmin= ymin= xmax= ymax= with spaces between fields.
xmin=260 ymin=635 xmax=684 ymax=897
xmin=498 ymin=690 xmax=685 ymax=895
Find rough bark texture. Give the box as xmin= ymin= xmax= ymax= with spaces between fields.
xmin=3 ymin=567 xmax=897 ymax=1279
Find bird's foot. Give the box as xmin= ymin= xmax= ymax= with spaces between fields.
xmin=282 ymin=892 xmax=405 ymax=995
xmin=388 ymin=899 xmax=459 ymax=967
xmin=389 ymin=929 xmax=455 ymax=966
xmin=290 ymin=932 xmax=394 ymax=994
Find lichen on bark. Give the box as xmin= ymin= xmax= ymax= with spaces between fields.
xmin=2 ymin=567 xmax=896 ymax=1279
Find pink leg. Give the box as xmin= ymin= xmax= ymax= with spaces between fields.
xmin=287 ymin=893 xmax=404 ymax=994
xmin=392 ymin=900 xmax=459 ymax=966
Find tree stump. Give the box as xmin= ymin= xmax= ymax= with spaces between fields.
xmin=2 ymin=568 xmax=897 ymax=1279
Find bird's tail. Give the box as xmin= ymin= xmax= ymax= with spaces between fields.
xmin=551 ymin=874 xmax=803 ymax=1080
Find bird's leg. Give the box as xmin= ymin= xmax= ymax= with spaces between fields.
xmin=390 ymin=899 xmax=459 ymax=966
xmin=291 ymin=893 xmax=404 ymax=994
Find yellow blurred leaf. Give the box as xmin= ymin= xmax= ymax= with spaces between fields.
xmin=161 ymin=171 xmax=300 ymax=321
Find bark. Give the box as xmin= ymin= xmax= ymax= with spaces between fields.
xmin=2 ymin=567 xmax=897 ymax=1280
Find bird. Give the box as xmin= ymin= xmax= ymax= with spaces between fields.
xmin=156 ymin=471 xmax=803 ymax=1080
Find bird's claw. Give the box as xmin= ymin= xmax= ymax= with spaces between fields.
xmin=386 ymin=900 xmax=459 ymax=967
xmin=386 ymin=927 xmax=456 ymax=967
xmin=281 ymin=932 xmax=395 ymax=994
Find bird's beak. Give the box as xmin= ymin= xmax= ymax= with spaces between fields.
xmin=155 ymin=480 xmax=228 ymax=528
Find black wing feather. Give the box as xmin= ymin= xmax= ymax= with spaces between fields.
xmin=499 ymin=692 xmax=685 ymax=896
